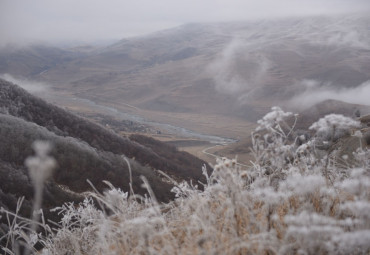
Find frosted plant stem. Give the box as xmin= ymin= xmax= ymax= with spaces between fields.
xmin=24 ymin=141 xmax=55 ymax=255
xmin=123 ymin=156 xmax=135 ymax=197
xmin=30 ymin=183 xmax=43 ymax=233
xmin=23 ymin=184 xmax=43 ymax=255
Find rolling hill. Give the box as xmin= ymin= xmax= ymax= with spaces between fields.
xmin=0 ymin=78 xmax=209 ymax=229
xmin=1 ymin=14 xmax=369 ymax=139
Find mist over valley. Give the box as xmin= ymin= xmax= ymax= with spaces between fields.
xmin=1 ymin=2 xmax=370 ymax=253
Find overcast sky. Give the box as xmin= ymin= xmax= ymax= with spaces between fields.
xmin=1 ymin=0 xmax=369 ymax=47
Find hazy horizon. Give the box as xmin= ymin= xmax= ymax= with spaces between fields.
xmin=1 ymin=0 xmax=370 ymax=48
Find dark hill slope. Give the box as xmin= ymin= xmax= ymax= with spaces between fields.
xmin=0 ymin=114 xmax=166 ymax=197
xmin=0 ymin=113 xmax=173 ymax=239
xmin=0 ymin=79 xmax=209 ymax=182
xmin=0 ymin=79 xmax=210 ymax=234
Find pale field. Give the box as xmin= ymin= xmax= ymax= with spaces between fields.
xmin=135 ymin=109 xmax=257 ymax=138
xmin=149 ymin=133 xmax=253 ymax=166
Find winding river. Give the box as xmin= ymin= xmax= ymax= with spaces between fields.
xmin=48 ymin=94 xmax=237 ymax=145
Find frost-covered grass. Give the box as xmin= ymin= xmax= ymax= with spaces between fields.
xmin=1 ymin=107 xmax=370 ymax=254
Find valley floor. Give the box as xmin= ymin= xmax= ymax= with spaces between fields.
xmin=37 ymin=89 xmax=256 ymax=165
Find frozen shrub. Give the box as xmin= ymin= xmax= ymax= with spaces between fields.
xmin=309 ymin=114 xmax=360 ymax=143
xmin=1 ymin=108 xmax=369 ymax=255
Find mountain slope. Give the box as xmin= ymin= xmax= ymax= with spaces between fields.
xmin=1 ymin=15 xmax=369 ymax=139
xmin=0 ymin=45 xmax=85 ymax=78
xmin=0 ymin=79 xmax=209 ymax=228
xmin=34 ymin=15 xmax=370 ymax=112
xmin=295 ymin=99 xmax=370 ymax=130
xmin=0 ymin=79 xmax=209 ymax=181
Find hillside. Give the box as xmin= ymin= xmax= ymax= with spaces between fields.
xmin=0 ymin=79 xmax=209 ymax=225
xmin=0 ymin=45 xmax=86 ymax=78
xmin=296 ymin=99 xmax=370 ymax=130
xmin=2 ymin=15 xmax=370 ymax=138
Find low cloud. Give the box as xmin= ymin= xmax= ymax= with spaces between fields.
xmin=287 ymin=79 xmax=370 ymax=110
xmin=207 ymin=38 xmax=270 ymax=99
xmin=0 ymin=74 xmax=49 ymax=93
xmin=324 ymin=28 xmax=369 ymax=49
xmin=299 ymin=16 xmax=370 ymax=50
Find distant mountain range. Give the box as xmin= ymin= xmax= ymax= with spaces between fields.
xmin=0 ymin=79 xmax=209 ymax=228
xmin=1 ymin=15 xmax=369 ymax=131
